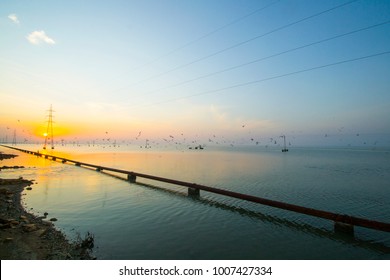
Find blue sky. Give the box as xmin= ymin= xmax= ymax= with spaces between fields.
xmin=1 ymin=0 xmax=390 ymax=147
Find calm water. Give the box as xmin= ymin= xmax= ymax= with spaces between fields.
xmin=1 ymin=144 xmax=390 ymax=259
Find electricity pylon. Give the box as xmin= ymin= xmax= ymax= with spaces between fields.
xmin=43 ymin=105 xmax=55 ymax=150
xmin=12 ymin=130 xmax=16 ymax=146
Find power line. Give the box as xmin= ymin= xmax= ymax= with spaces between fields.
xmin=140 ymin=19 xmax=390 ymax=97
xmin=121 ymin=0 xmax=359 ymax=90
xmin=131 ymin=50 xmax=390 ymax=108
xmin=125 ymin=0 xmax=281 ymax=74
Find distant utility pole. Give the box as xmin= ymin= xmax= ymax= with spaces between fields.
xmin=43 ymin=105 xmax=55 ymax=150
xmin=12 ymin=130 xmax=17 ymax=146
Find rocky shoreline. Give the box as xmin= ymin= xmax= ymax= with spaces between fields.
xmin=0 ymin=152 xmax=95 ymax=260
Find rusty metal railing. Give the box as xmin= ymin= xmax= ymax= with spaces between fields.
xmin=2 ymin=145 xmax=390 ymax=234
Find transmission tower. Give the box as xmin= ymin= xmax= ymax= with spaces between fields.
xmin=12 ymin=130 xmax=17 ymax=146
xmin=43 ymin=105 xmax=55 ymax=150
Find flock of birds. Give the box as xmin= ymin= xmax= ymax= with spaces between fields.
xmin=1 ymin=120 xmax=385 ymax=150
xmin=74 ymin=124 xmax=294 ymax=151
xmin=64 ymin=124 xmax=381 ymax=151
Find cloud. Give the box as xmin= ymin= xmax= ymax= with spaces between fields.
xmin=8 ymin=14 xmax=20 ymax=24
xmin=27 ymin=30 xmax=56 ymax=45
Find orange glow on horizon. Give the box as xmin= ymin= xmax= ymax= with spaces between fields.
xmin=5 ymin=115 xmax=258 ymax=143
xmin=31 ymin=123 xmax=76 ymax=140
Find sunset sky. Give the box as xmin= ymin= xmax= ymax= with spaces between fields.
xmin=1 ymin=0 xmax=390 ymax=147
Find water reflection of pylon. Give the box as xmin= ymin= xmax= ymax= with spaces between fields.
xmin=43 ymin=105 xmax=55 ymax=150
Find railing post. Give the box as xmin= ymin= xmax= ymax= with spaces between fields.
xmin=127 ymin=173 xmax=136 ymax=183
xmin=334 ymin=222 xmax=354 ymax=236
xmin=188 ymin=187 xmax=200 ymax=198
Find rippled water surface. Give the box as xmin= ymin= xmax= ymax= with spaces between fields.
xmin=1 ymin=145 xmax=390 ymax=259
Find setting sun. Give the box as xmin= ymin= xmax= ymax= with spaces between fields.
xmin=30 ymin=123 xmax=74 ymax=141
